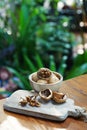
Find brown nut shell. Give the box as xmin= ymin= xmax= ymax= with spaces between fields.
xmin=19 ymin=98 xmax=27 ymax=106
xmin=39 ymin=89 xmax=53 ymax=100
xmin=52 ymin=92 xmax=67 ymax=103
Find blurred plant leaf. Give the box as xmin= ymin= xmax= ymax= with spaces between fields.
xmin=23 ymin=54 xmax=37 ymax=72
xmin=49 ymin=55 xmax=56 ymax=71
xmin=35 ymin=53 xmax=44 ymax=68
xmin=58 ymin=56 xmax=68 ymax=75
xmin=66 ymin=63 xmax=87 ymax=79
xmin=7 ymin=67 xmax=32 ymax=90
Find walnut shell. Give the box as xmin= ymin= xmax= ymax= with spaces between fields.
xmin=19 ymin=98 xmax=27 ymax=106
xmin=39 ymin=89 xmax=53 ymax=100
xmin=52 ymin=91 xmax=67 ymax=103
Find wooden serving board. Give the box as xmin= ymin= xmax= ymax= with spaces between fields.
xmin=3 ymin=90 xmax=78 ymax=121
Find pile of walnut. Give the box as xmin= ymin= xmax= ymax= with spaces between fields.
xmin=19 ymin=95 xmax=40 ymax=107
xmin=32 ymin=68 xmax=60 ymax=84
xmin=19 ymin=89 xmax=67 ymax=107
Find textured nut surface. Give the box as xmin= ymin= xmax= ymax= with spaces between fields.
xmin=19 ymin=95 xmax=41 ymax=107
xmin=19 ymin=98 xmax=27 ymax=106
xmin=52 ymin=92 xmax=67 ymax=103
xmin=39 ymin=89 xmax=53 ymax=100
xmin=37 ymin=68 xmax=52 ymax=79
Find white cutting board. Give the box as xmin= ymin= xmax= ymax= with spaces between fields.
xmin=3 ymin=90 xmax=78 ymax=121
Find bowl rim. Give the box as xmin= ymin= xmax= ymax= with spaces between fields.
xmin=28 ymin=71 xmax=63 ymax=86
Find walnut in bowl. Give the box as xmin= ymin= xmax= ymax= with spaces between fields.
xmin=29 ymin=68 xmax=63 ymax=92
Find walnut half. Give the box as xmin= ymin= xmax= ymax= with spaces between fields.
xmin=39 ymin=89 xmax=53 ymax=101
xmin=52 ymin=91 xmax=67 ymax=103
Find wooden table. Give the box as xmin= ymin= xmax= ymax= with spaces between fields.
xmin=0 ymin=74 xmax=87 ymax=130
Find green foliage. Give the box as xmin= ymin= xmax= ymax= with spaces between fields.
xmin=66 ymin=51 xmax=87 ymax=79
xmin=66 ymin=63 xmax=87 ymax=79
xmin=49 ymin=55 xmax=56 ymax=71
xmin=0 ymin=0 xmax=87 ymax=93
xmin=23 ymin=54 xmax=37 ymax=72
xmin=7 ymin=66 xmax=32 ymax=90
xmin=0 ymin=90 xmax=12 ymax=95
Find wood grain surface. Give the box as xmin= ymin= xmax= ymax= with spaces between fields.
xmin=0 ymin=74 xmax=87 ymax=130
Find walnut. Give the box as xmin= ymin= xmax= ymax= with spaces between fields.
xmin=39 ymin=89 xmax=53 ymax=100
xmin=37 ymin=79 xmax=48 ymax=84
xmin=19 ymin=98 xmax=27 ymax=106
xmin=37 ymin=68 xmax=52 ymax=80
xmin=19 ymin=95 xmax=41 ymax=107
xmin=29 ymin=99 xmax=40 ymax=107
xmin=52 ymin=91 xmax=67 ymax=103
xmin=27 ymin=95 xmax=41 ymax=107
xmin=48 ymin=73 xmax=59 ymax=84
xmin=26 ymin=96 xmax=31 ymax=102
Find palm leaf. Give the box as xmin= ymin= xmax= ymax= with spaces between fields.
xmin=49 ymin=55 xmax=56 ymax=71
xmin=66 ymin=63 xmax=87 ymax=79
xmin=7 ymin=67 xmax=32 ymax=90
xmin=35 ymin=53 xmax=44 ymax=68
xmin=24 ymin=54 xmax=37 ymax=72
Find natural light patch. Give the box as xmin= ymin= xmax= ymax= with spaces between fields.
xmin=84 ymin=43 xmax=87 ymax=49
xmin=64 ymin=0 xmax=75 ymax=6
xmin=77 ymin=49 xmax=84 ymax=54
xmin=5 ymin=3 xmax=10 ymax=9
xmin=63 ymin=22 xmax=68 ymax=27
xmin=0 ymin=19 xmax=4 ymax=28
xmin=80 ymin=0 xmax=83 ymax=4
xmin=0 ymin=116 xmax=30 ymax=130
xmin=77 ymin=9 xmax=82 ymax=14
xmin=0 ymin=9 xmax=6 ymax=18
xmin=76 ymin=44 xmax=84 ymax=54
xmin=57 ymin=1 xmax=64 ymax=11
xmin=7 ymin=29 xmax=12 ymax=35
xmin=44 ymin=0 xmax=50 ymax=9
xmin=79 ymin=21 xmax=84 ymax=27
